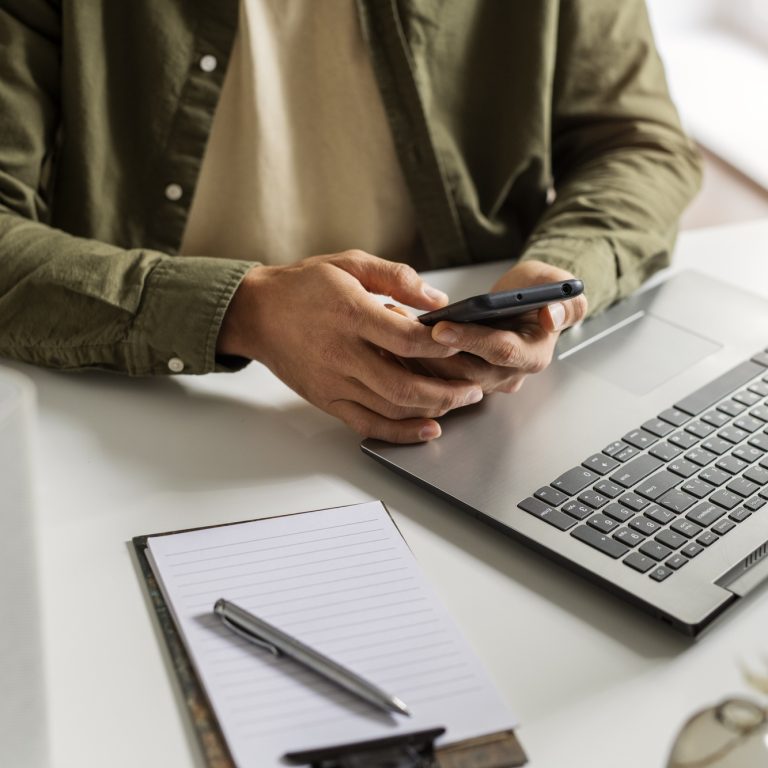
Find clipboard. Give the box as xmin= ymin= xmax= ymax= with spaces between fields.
xmin=132 ymin=509 xmax=528 ymax=768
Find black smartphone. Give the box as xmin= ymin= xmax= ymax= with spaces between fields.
xmin=418 ymin=279 xmax=584 ymax=326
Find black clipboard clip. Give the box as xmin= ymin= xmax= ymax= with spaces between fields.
xmin=283 ymin=727 xmax=446 ymax=768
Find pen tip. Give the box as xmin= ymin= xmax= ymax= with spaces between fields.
xmin=392 ymin=697 xmax=411 ymax=717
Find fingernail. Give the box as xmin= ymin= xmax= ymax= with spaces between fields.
xmin=465 ymin=389 xmax=483 ymax=406
xmin=435 ymin=327 xmax=459 ymax=345
xmin=419 ymin=423 xmax=441 ymax=441
xmin=423 ymin=285 xmax=448 ymax=302
xmin=548 ymin=302 xmax=566 ymax=330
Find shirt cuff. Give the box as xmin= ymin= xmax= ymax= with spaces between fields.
xmin=520 ymin=236 xmax=619 ymax=316
xmin=125 ymin=256 xmax=255 ymax=375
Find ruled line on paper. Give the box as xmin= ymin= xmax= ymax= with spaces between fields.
xmin=145 ymin=501 xmax=516 ymax=767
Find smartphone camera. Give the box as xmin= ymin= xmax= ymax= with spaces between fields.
xmin=561 ymin=283 xmax=573 ymax=296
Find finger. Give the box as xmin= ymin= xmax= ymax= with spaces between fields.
xmin=538 ymin=293 xmax=589 ymax=332
xmin=415 ymin=354 xmax=528 ymax=393
xmin=430 ymin=322 xmax=552 ymax=372
xmin=351 ymin=344 xmax=483 ymax=409
xmin=328 ymin=400 xmax=442 ymax=443
xmin=338 ymin=375 xmax=458 ymax=420
xmin=332 ymin=250 xmax=449 ymax=310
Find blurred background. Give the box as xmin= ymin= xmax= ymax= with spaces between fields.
xmin=646 ymin=0 xmax=768 ymax=229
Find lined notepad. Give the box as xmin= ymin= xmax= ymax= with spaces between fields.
xmin=146 ymin=501 xmax=516 ymax=767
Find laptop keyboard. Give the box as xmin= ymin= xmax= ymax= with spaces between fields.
xmin=518 ymin=349 xmax=768 ymax=584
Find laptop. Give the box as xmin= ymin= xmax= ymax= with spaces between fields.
xmin=362 ymin=270 xmax=768 ymax=637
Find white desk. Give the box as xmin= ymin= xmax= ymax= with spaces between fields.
xmin=16 ymin=219 xmax=768 ymax=767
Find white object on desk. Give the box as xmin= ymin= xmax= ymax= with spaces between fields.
xmin=145 ymin=501 xmax=516 ymax=766
xmin=0 ymin=367 xmax=48 ymax=768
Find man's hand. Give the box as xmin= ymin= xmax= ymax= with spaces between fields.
xmin=217 ymin=251 xmax=485 ymax=443
xmin=412 ymin=260 xmax=588 ymax=393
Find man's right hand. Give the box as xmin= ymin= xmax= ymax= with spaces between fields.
xmin=217 ymin=251 xmax=484 ymax=443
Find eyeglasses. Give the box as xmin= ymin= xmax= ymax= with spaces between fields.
xmin=666 ymin=697 xmax=768 ymax=768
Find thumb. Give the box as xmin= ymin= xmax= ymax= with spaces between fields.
xmin=333 ymin=251 xmax=448 ymax=310
xmin=538 ymin=292 xmax=589 ymax=332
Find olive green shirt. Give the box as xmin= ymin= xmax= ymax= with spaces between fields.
xmin=0 ymin=0 xmax=701 ymax=376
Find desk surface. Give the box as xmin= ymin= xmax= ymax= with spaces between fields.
xmin=18 ymin=219 xmax=768 ymax=768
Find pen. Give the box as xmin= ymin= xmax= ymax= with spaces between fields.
xmin=213 ymin=598 xmax=411 ymax=717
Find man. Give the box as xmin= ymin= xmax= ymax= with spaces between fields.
xmin=0 ymin=1 xmax=700 ymax=443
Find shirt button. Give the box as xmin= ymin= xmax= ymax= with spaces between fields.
xmin=167 ymin=357 xmax=185 ymax=374
xmin=200 ymin=54 xmax=218 ymax=73
xmin=164 ymin=183 xmax=183 ymax=202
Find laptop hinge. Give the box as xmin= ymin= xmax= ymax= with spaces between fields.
xmin=715 ymin=540 xmax=768 ymax=597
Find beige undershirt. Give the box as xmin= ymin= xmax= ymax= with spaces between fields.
xmin=180 ymin=0 xmax=417 ymax=265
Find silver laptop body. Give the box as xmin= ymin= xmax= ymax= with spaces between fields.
xmin=362 ymin=271 xmax=768 ymax=637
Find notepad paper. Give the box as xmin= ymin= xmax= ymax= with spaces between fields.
xmin=146 ymin=501 xmax=516 ymax=767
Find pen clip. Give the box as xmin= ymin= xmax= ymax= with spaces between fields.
xmin=219 ymin=614 xmax=282 ymax=657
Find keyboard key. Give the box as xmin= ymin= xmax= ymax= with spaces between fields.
xmin=729 ymin=508 xmax=752 ymax=523
xmin=699 ymin=467 xmax=729 ymax=486
xmin=578 ymin=490 xmax=609 ymax=509
xmin=644 ymin=504 xmax=676 ymax=525
xmin=681 ymin=478 xmax=715 ymax=499
xmin=732 ymin=445 xmax=765 ymax=463
xmin=702 ymin=437 xmax=731 ymax=455
xmin=642 ymin=418 xmax=674 ymax=437
xmin=535 ymin=486 xmax=569 ymax=506
xmin=753 ymin=351 xmax=768 ymax=367
xmin=697 ymin=531 xmax=719 ymax=547
xmin=650 ymin=442 xmax=683 ymax=461
xmin=686 ymin=421 xmax=715 ymax=438
xmin=610 ymin=454 xmax=663 ymax=488
xmin=682 ymin=542 xmax=704 ymax=558
xmin=571 ymin=525 xmax=628 ymax=558
xmin=685 ymin=447 xmax=717 ymax=466
xmin=749 ymin=381 xmax=768 ymax=397
xmin=583 ymin=453 xmax=620 ymax=475
xmin=734 ymin=415 xmax=763 ymax=433
xmin=636 ymin=470 xmax=680 ymax=501
xmin=614 ymin=527 xmax=645 ymax=547
xmin=665 ymin=554 xmax=688 ymax=570
xmin=716 ymin=455 xmax=748 ymax=474
xmin=718 ymin=426 xmax=748 ymax=444
xmin=675 ymin=360 xmax=763 ymax=415
xmin=629 ymin=516 xmax=661 ymax=536
xmin=749 ymin=434 xmax=768 ymax=452
xmin=519 ymin=497 xmax=577 ymax=530
xmin=744 ymin=496 xmax=766 ymax=512
xmin=671 ymin=518 xmax=702 ymax=538
xmin=623 ymin=428 xmax=658 ymax=450
xmin=552 ymin=467 xmax=597 ymax=495
xmin=656 ymin=529 xmax=686 ymax=550
xmin=751 ymin=405 xmax=768 ymax=422
xmin=658 ymin=489 xmax=697 ymax=513
xmin=624 ymin=551 xmax=655 ymax=573
xmin=593 ymin=480 xmax=623 ymax=499
xmin=734 ymin=390 xmax=762 ymax=406
xmin=603 ymin=440 xmax=630 ymax=458
xmin=649 ymin=566 xmax=673 ymax=582
xmin=587 ymin=514 xmax=618 ymax=533
xmin=669 ymin=431 xmax=699 ymax=449
xmin=562 ymin=501 xmax=593 ymax=520
xmin=744 ymin=466 xmax=768 ymax=485
xmin=710 ymin=489 xmax=741 ymax=510
xmin=604 ymin=503 xmax=635 ymax=523
xmin=702 ymin=410 xmax=730 ymax=428
xmin=639 ymin=540 xmax=673 ymax=561
xmin=686 ymin=502 xmax=727 ymax=527
xmin=659 ymin=408 xmax=691 ymax=427
xmin=726 ymin=477 xmax=759 ymax=498
xmin=717 ymin=400 xmax=747 ymax=418
xmin=668 ymin=459 xmax=698 ymax=478
xmin=619 ymin=493 xmax=649 ymax=511
xmin=616 ymin=445 xmax=639 ymax=462
xmin=712 ymin=518 xmax=736 ymax=535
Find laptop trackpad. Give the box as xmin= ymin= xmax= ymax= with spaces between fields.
xmin=564 ymin=313 xmax=722 ymax=396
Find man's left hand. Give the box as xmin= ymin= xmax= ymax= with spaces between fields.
xmin=406 ymin=260 xmax=588 ymax=393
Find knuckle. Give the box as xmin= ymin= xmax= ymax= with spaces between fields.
xmin=390 ymin=262 xmax=418 ymax=286
xmin=386 ymin=377 xmax=417 ymax=406
xmin=494 ymin=340 xmax=523 ymax=367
